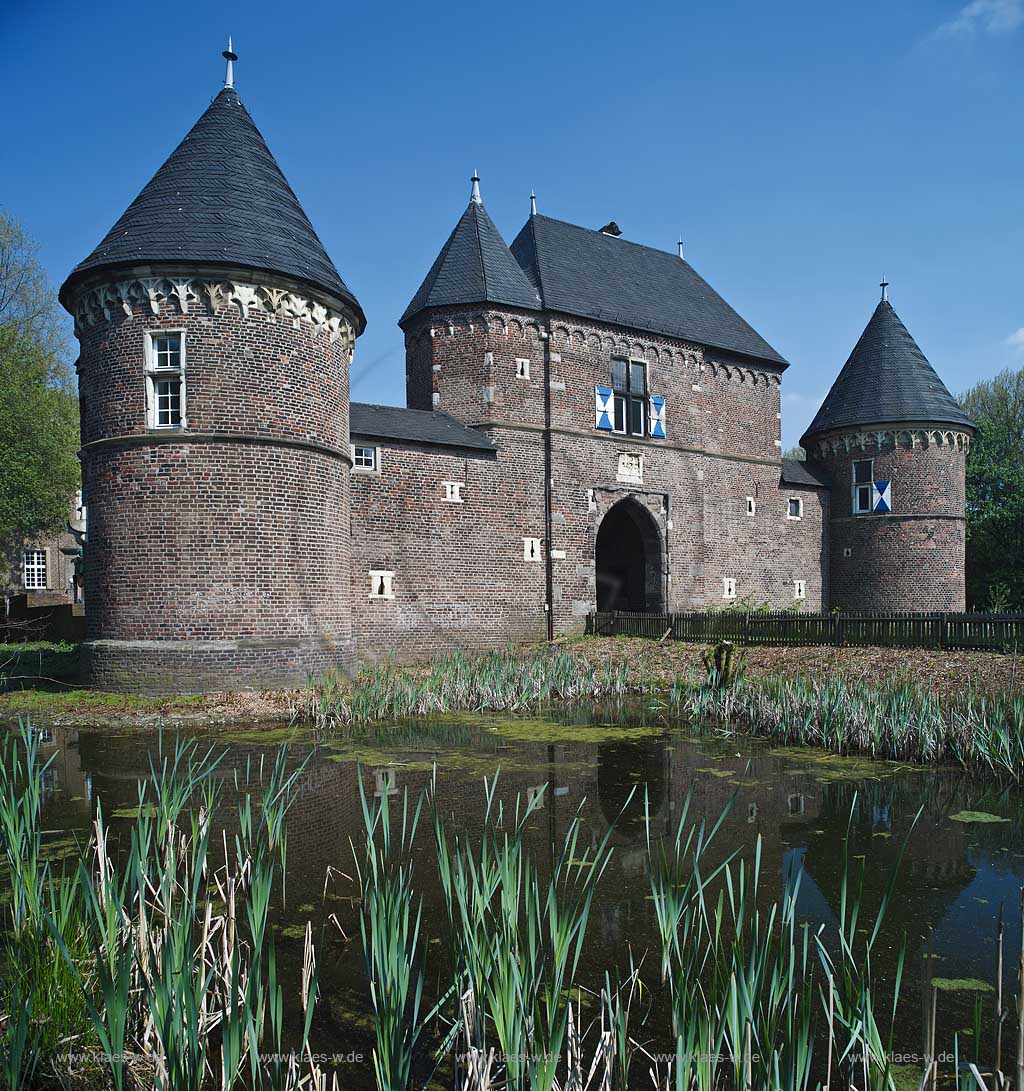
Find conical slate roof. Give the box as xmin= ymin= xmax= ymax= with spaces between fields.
xmin=61 ymin=87 xmax=364 ymax=328
xmin=401 ymin=189 xmax=540 ymax=324
xmin=803 ymin=299 xmax=973 ymax=441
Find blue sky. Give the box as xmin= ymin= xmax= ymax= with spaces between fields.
xmin=5 ymin=0 xmax=1022 ymax=448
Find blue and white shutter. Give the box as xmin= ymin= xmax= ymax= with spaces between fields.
xmin=872 ymin=481 xmax=891 ymax=513
xmin=650 ymin=396 xmax=666 ymax=439
xmin=595 ymin=385 xmax=614 ymax=431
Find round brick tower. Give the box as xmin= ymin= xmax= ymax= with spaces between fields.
xmin=59 ymin=54 xmax=365 ymax=693
xmin=803 ymin=285 xmax=974 ymax=612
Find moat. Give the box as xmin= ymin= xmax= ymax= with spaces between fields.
xmin=29 ymin=706 xmax=1021 ymax=1089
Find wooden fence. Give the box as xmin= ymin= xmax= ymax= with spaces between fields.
xmin=585 ymin=610 xmax=1024 ymax=652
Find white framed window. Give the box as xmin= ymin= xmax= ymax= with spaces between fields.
xmin=374 ymin=769 xmax=398 ymax=797
xmin=852 ymin=459 xmax=873 ymax=514
xmin=843 ymin=547 xmax=853 ymax=558
xmin=722 ymin=577 xmax=737 ymax=600
xmin=787 ymin=497 xmax=803 ymax=520
xmin=746 ymin=496 xmax=756 ymax=516
xmin=515 ymin=357 xmax=531 ymax=380
xmin=793 ymin=580 xmax=806 ymax=601
xmin=442 ymin=481 xmax=464 ymax=503
xmin=523 ymin=537 xmax=542 ymax=562
xmin=611 ymin=358 xmax=648 ymax=435
xmin=23 ymin=549 xmax=47 ymax=590
xmin=145 ymin=331 xmax=185 ymax=429
xmin=352 ymin=444 xmax=378 ymax=472
xmin=616 ymin=452 xmax=644 ymax=484
xmin=368 ymin=570 xmax=394 ymax=599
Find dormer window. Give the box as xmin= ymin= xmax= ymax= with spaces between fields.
xmin=145 ymin=332 xmax=185 ymax=429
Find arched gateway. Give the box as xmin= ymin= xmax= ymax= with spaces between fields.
xmin=595 ymin=498 xmax=666 ymax=612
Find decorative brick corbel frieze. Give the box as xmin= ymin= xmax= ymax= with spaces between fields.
xmin=71 ymin=274 xmax=356 ymax=352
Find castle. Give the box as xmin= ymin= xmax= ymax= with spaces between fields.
xmin=58 ymin=56 xmax=975 ymax=693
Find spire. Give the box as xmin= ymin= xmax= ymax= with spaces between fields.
xmin=401 ymin=181 xmax=541 ymax=325
xmin=61 ymin=76 xmax=363 ymax=328
xmin=802 ymin=296 xmax=973 ymax=441
xmin=530 ymin=190 xmax=537 ymax=216
xmin=222 ymin=37 xmax=237 ymax=89
xmin=470 ymin=170 xmax=482 ymax=205
xmin=677 ymin=238 xmax=684 ymax=260
xmin=880 ymin=274 xmax=889 ymax=302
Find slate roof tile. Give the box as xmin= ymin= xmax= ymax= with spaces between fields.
xmin=803 ymin=300 xmax=973 ymax=440
xmin=401 ymin=198 xmax=541 ymax=324
xmin=509 ymin=215 xmax=787 ymax=367
xmin=61 ymin=88 xmax=363 ymax=327
xmin=350 ymin=403 xmax=496 ymax=453
xmin=780 ymin=458 xmax=830 ymax=488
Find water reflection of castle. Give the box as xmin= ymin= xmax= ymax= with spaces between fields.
xmin=39 ymin=726 xmax=980 ymax=958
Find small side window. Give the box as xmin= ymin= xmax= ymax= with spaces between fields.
xmin=523 ymin=537 xmax=542 ymax=562
xmin=787 ymin=497 xmax=803 ymax=520
xmin=352 ymin=445 xmax=378 ymax=472
xmin=852 ymin=459 xmax=874 ymax=514
xmin=443 ymin=481 xmax=464 ymax=503
xmin=145 ymin=331 xmax=185 ymax=429
xmin=722 ymin=577 xmax=737 ymax=600
xmin=23 ymin=549 xmax=47 ymax=590
xmin=793 ymin=580 xmax=806 ymax=601
xmin=746 ymin=496 xmax=756 ymax=516
xmin=515 ymin=358 xmax=531 ymax=380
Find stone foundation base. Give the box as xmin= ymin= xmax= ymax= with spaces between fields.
xmin=81 ymin=636 xmax=356 ymax=695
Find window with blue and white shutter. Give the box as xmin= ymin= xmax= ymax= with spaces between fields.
xmin=595 ymin=361 xmax=666 ymax=439
xmin=872 ymin=481 xmax=891 ymax=513
xmin=650 ymin=396 xmax=666 ymax=438
xmin=595 ymin=386 xmax=614 ymax=430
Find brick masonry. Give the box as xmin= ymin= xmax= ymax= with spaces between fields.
xmin=71 ymin=268 xmax=358 ymax=693
xmin=809 ymin=430 xmax=970 ymax=611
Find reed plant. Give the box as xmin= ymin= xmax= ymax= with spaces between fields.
xmin=673 ymin=671 xmax=1024 ymax=781
xmin=303 ymin=648 xmax=633 ymax=731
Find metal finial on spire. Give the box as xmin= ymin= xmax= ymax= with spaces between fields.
xmin=677 ymin=238 xmax=685 ymax=260
xmin=530 ymin=190 xmax=537 ymax=216
xmin=880 ymin=275 xmax=889 ymax=302
xmin=222 ymin=37 xmax=238 ymax=89
xmin=470 ymin=170 xmax=482 ymax=205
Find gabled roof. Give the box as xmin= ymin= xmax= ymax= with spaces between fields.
xmin=509 ymin=214 xmax=787 ymax=367
xmin=350 ymin=403 xmax=496 ymax=454
xmin=401 ymin=194 xmax=541 ymax=325
xmin=61 ymin=87 xmax=364 ymax=327
xmin=781 ymin=458 xmax=830 ymax=489
xmin=803 ymin=299 xmax=974 ymax=441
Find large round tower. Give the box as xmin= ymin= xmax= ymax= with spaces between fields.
xmin=803 ymin=285 xmax=974 ymax=612
xmin=60 ymin=51 xmax=365 ymax=693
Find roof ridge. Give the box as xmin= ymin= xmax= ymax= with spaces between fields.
xmin=473 ymin=202 xmax=489 ymax=300
xmin=530 ymin=212 xmax=682 ymax=261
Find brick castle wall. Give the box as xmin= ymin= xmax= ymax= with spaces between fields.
xmin=810 ymin=429 xmax=970 ymax=611
xmin=71 ymin=271 xmax=358 ymax=692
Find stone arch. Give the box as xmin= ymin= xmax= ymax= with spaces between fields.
xmin=595 ymin=497 xmax=666 ymax=612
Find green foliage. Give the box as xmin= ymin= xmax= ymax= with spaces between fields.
xmin=701 ymin=640 xmax=746 ymax=689
xmin=960 ymin=367 xmax=1024 ymax=609
xmin=0 ymin=211 xmax=79 ymax=561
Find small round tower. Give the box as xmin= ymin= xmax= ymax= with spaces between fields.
xmin=60 ymin=49 xmax=365 ymax=692
xmin=803 ymin=284 xmax=974 ymax=613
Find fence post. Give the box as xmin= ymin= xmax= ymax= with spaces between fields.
xmin=743 ymin=612 xmax=750 ymax=646
xmin=834 ymin=613 xmax=843 ymax=648
xmin=938 ymin=612 xmax=946 ymax=650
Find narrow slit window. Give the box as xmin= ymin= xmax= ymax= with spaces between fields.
xmin=793 ymin=580 xmax=806 ymax=601
xmin=523 ymin=537 xmax=542 ymax=562
xmin=746 ymin=496 xmax=756 ymax=516
xmin=368 ymin=570 xmax=394 ymax=599
xmin=516 ymin=358 xmax=531 ymax=380
xmin=722 ymin=577 xmax=737 ymax=600
xmin=443 ymin=481 xmax=464 ymax=503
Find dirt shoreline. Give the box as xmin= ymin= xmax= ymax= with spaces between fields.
xmin=1 ymin=636 xmax=1019 ymax=730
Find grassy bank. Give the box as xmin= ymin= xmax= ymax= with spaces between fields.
xmin=0 ymin=721 xmax=1010 ymax=1091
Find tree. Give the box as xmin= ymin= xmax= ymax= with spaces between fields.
xmin=0 ymin=210 xmax=80 ymax=572
xmin=783 ymin=445 xmax=806 ymax=461
xmin=960 ymin=368 xmax=1024 ymax=609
